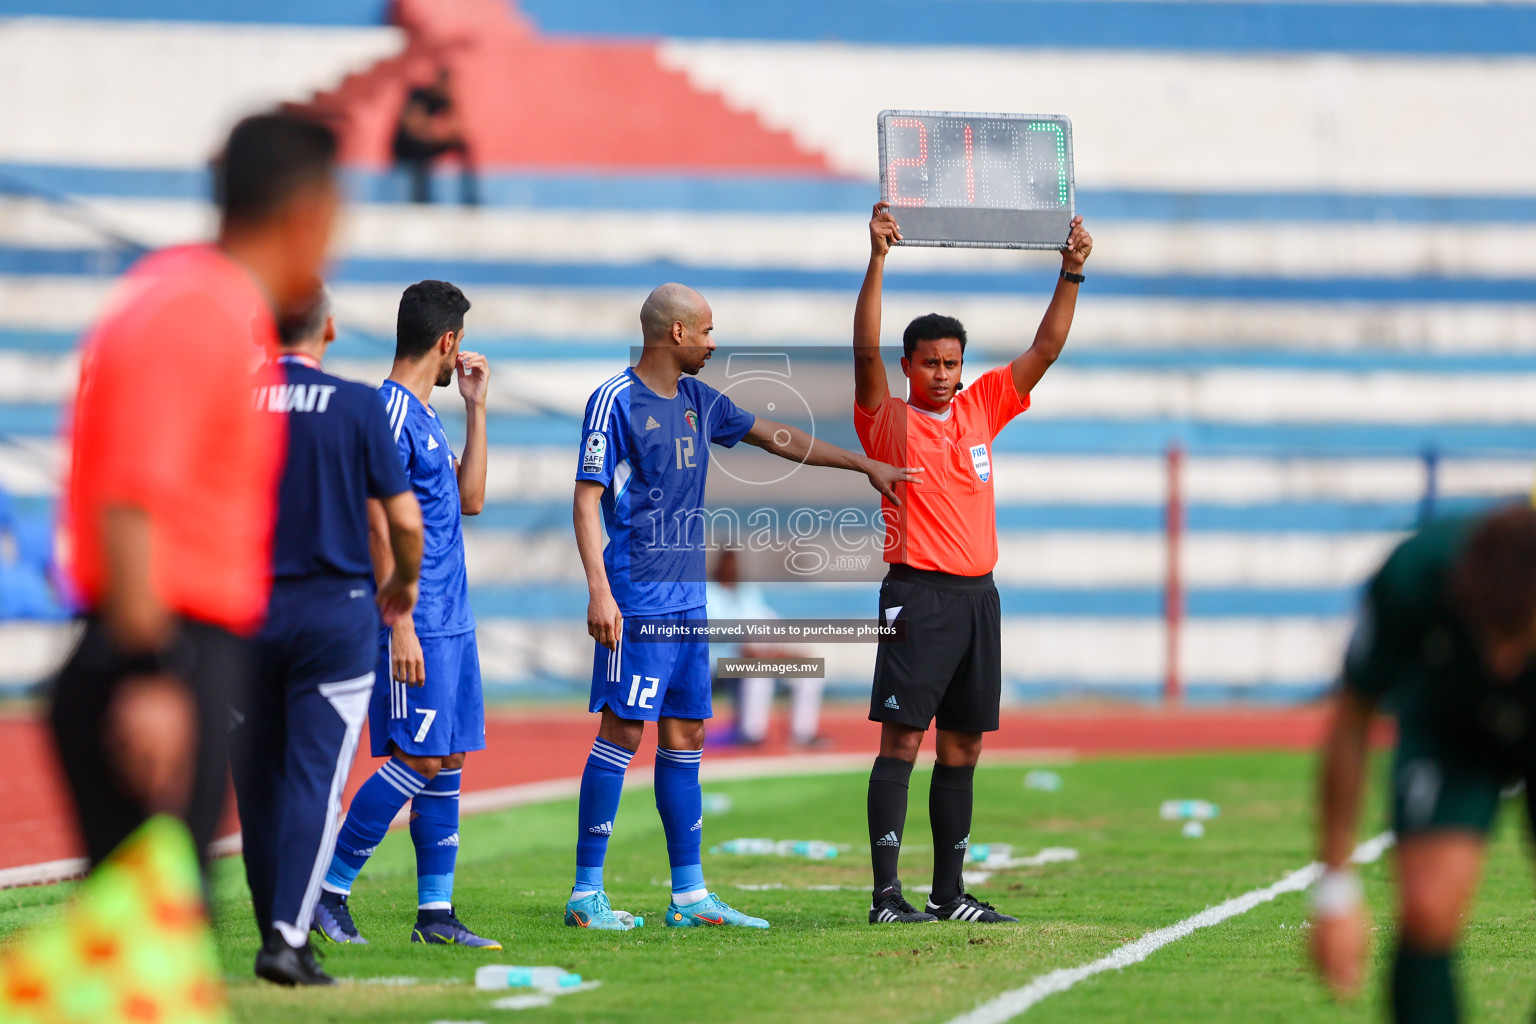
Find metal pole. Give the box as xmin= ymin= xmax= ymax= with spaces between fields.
xmin=1164 ymin=443 xmax=1184 ymax=704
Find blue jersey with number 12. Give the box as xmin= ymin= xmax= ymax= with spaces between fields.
xmin=575 ymin=368 xmax=755 ymax=616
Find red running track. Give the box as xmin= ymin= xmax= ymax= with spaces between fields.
xmin=4 ymin=704 xmax=1356 ymax=873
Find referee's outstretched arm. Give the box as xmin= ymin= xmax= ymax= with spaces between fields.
xmin=1010 ymin=216 xmax=1093 ymax=399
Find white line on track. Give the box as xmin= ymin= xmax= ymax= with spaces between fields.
xmin=944 ymin=832 xmax=1395 ymax=1024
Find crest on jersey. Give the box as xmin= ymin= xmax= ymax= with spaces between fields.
xmin=684 ymin=408 xmax=699 ymax=432
xmin=583 ymin=430 xmax=607 ymax=473
xmin=970 ymin=443 xmax=991 ymax=483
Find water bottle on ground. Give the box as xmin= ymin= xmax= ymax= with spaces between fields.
xmin=1023 ymin=770 xmax=1063 ymax=792
xmin=967 ymin=843 xmax=1012 ymax=865
xmin=475 ymin=965 xmax=583 ymax=991
xmin=774 ymin=840 xmax=839 ymax=860
xmin=1159 ymin=800 xmax=1220 ymax=821
xmin=710 ymin=837 xmax=776 ymax=855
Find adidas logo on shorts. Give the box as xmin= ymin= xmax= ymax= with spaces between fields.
xmin=883 ymin=695 xmax=900 ymax=710
xmin=588 ymin=820 xmax=614 ymax=836
xmin=875 ymin=831 xmax=901 ymax=847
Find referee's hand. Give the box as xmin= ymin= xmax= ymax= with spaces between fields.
xmin=865 ymin=459 xmax=922 ymax=506
xmin=588 ymin=590 xmax=623 ymax=651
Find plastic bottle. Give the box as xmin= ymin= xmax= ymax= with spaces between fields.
xmin=1159 ymin=800 xmax=1220 ymax=821
xmin=967 ymin=843 xmax=1012 ymax=865
xmin=709 ymin=838 xmax=776 ymax=855
xmin=612 ymin=910 xmax=644 ymax=929
xmin=475 ymin=965 xmax=583 ymax=991
xmin=774 ymin=840 xmax=839 ymax=860
xmin=1023 ymin=770 xmax=1063 ymax=792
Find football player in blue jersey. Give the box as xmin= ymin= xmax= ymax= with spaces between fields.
xmin=317 ymin=280 xmax=499 ymax=949
xmin=565 ymin=283 xmax=918 ymax=931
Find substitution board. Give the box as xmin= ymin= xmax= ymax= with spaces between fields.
xmin=877 ymin=110 xmax=1075 ymax=249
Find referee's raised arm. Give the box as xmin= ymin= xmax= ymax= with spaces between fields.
xmin=853 ymin=202 xmax=901 ymax=414
xmin=1009 ymin=216 xmax=1093 ymax=399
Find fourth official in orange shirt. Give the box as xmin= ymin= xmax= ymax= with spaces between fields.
xmin=852 ymin=201 xmax=1093 ymax=926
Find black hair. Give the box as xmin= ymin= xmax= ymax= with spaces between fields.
xmin=395 ymin=280 xmax=471 ymax=360
xmin=214 ymin=111 xmax=337 ymax=228
xmin=1451 ymin=504 xmax=1536 ymax=643
xmin=277 ymin=279 xmax=330 ymax=346
xmin=902 ymin=313 xmax=967 ymax=359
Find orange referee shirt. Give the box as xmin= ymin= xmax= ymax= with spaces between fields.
xmin=854 ymin=364 xmax=1028 ymax=577
xmin=62 ymin=245 xmax=286 ymax=635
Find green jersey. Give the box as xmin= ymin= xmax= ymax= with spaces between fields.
xmin=1345 ymin=515 xmax=1534 ymax=834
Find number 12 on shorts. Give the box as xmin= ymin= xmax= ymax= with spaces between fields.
xmin=413 ymin=708 xmax=437 ymax=743
xmin=626 ymin=674 xmax=660 ymax=709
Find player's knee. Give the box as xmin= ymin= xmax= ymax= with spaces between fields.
xmin=598 ymin=713 xmax=644 ymax=752
xmin=659 ymin=718 xmax=705 ymax=751
xmin=440 ymin=752 xmax=466 ymax=771
xmin=395 ymin=750 xmax=444 ymax=779
xmin=1398 ymin=879 xmax=1466 ymax=949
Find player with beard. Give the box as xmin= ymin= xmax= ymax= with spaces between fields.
xmin=854 ymin=202 xmax=1092 ymax=925
xmin=316 ymin=280 xmax=498 ymax=948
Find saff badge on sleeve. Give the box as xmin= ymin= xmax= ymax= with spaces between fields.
xmin=583 ymin=431 xmax=607 ymax=473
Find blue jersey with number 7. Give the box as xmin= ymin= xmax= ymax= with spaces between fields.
xmin=575 ymin=368 xmax=755 ymax=616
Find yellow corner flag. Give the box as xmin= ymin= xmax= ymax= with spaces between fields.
xmin=0 ymin=815 xmax=228 ymax=1024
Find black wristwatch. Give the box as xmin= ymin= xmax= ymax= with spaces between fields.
xmin=1060 ymin=268 xmax=1086 ymax=284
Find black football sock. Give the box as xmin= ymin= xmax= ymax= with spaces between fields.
xmin=868 ymin=756 xmax=914 ymax=894
xmin=928 ymin=763 xmax=975 ymax=905
xmin=1392 ymin=941 xmax=1458 ymax=1024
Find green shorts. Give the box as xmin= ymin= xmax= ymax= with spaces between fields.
xmin=1390 ymin=709 xmax=1508 ymax=837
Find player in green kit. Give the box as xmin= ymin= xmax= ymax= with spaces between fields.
xmin=1311 ymin=505 xmax=1536 ymax=1024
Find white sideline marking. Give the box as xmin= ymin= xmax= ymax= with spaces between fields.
xmin=0 ymin=749 xmax=1074 ymax=890
xmin=490 ymin=980 xmax=603 ymax=1011
xmin=944 ymin=832 xmax=1395 ymax=1024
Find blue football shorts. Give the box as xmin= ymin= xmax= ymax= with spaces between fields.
xmin=369 ymin=628 xmax=486 ymax=757
xmin=589 ymin=608 xmax=711 ymax=722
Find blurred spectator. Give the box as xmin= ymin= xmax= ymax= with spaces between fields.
xmin=392 ymin=66 xmax=478 ymax=206
xmin=49 ymin=111 xmax=340 ymax=883
xmin=705 ymin=550 xmax=825 ymax=747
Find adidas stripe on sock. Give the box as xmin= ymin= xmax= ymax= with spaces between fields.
xmin=574 ymin=737 xmax=635 ymax=894
xmin=325 ymin=757 xmax=429 ymax=895
xmin=655 ymin=748 xmax=706 ymax=899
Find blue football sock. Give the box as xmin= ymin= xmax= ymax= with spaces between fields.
xmin=324 ymin=757 xmax=428 ymax=894
xmin=411 ymin=767 xmax=461 ymax=910
xmin=654 ymin=747 xmax=706 ymax=900
xmin=574 ymin=737 xmax=634 ymax=895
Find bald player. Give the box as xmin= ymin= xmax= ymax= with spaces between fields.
xmin=564 ymin=283 xmax=917 ymax=931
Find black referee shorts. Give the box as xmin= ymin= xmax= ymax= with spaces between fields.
xmin=48 ymin=616 xmax=251 ymax=878
xmin=869 ymin=564 xmax=1002 ymax=734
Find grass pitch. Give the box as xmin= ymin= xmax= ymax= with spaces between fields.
xmin=5 ymin=751 xmax=1536 ymax=1023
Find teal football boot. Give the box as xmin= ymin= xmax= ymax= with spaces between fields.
xmin=665 ymin=892 xmax=770 ymax=929
xmin=564 ymin=890 xmax=641 ymax=931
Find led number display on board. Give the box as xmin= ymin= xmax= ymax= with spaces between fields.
xmin=877 ymin=110 xmax=1075 ymax=250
